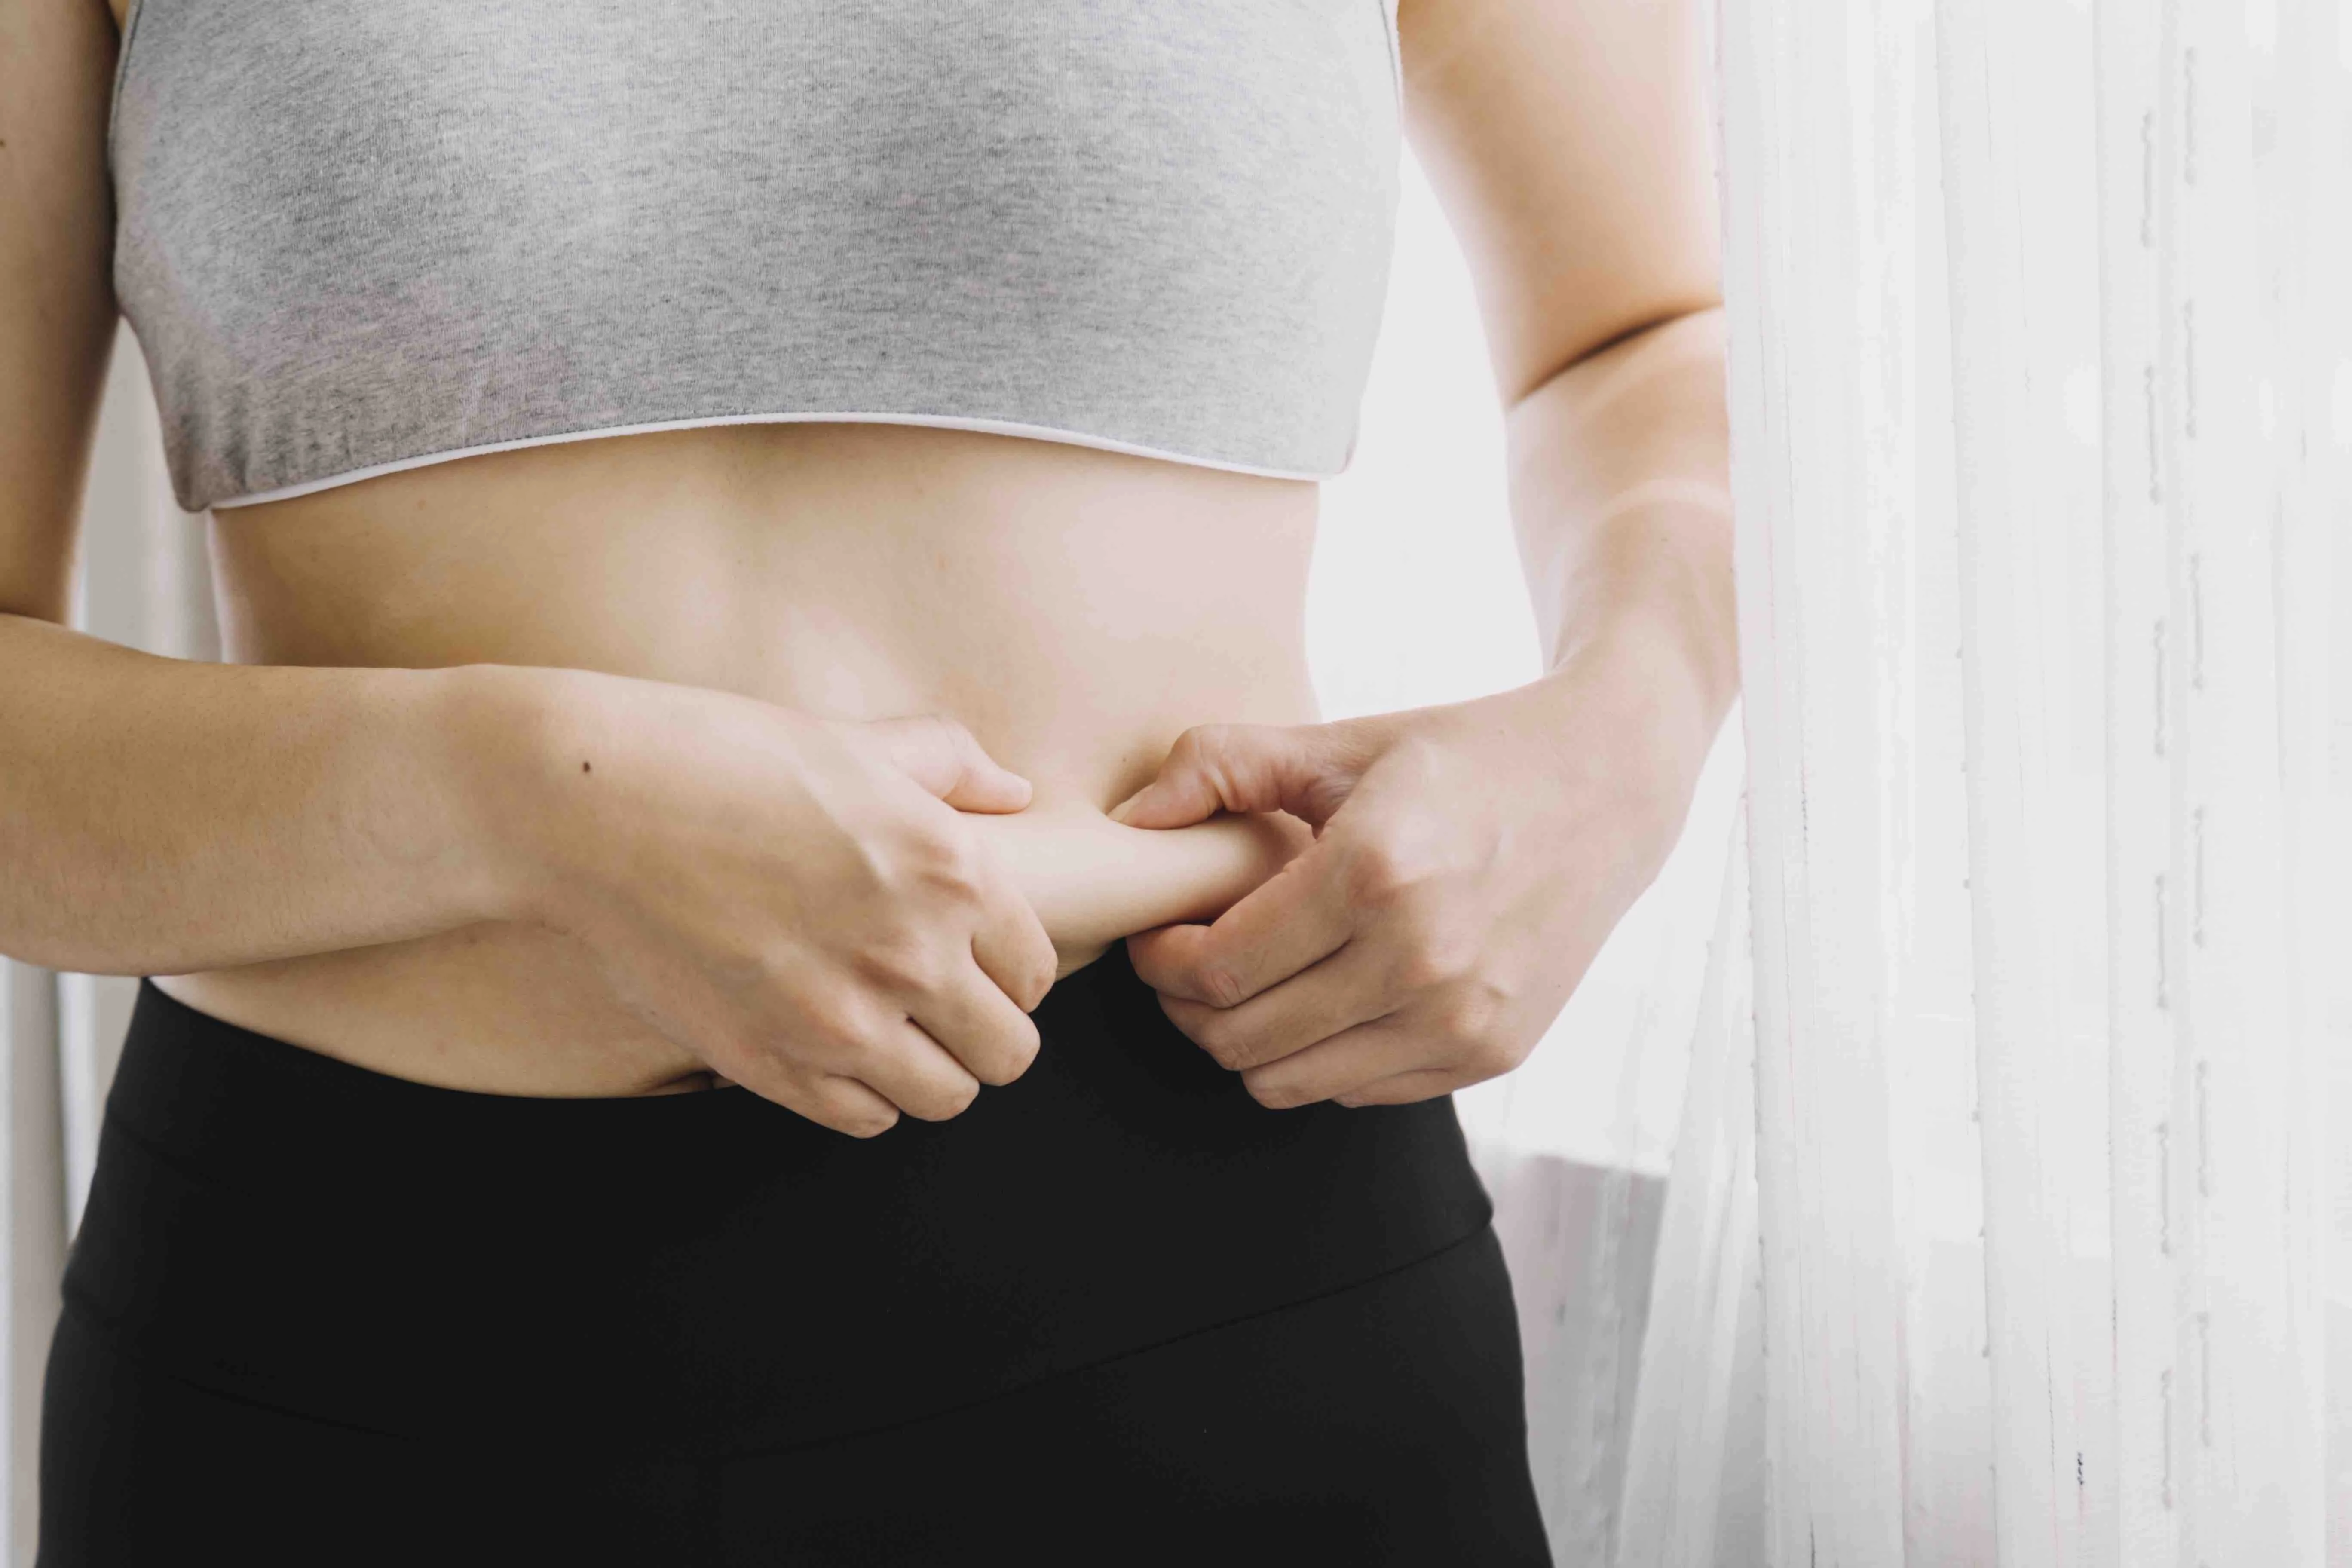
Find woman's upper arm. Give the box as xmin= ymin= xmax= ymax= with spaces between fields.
xmin=0 ymin=0 xmax=121 ymax=623
xmin=1397 ymin=0 xmax=1722 ymax=407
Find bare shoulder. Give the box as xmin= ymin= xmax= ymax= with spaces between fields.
xmin=0 ymin=0 xmax=124 ymax=622
xmin=1394 ymin=0 xmax=1722 ymax=403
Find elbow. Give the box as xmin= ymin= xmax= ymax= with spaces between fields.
xmin=1505 ymin=297 xmax=1726 ymax=413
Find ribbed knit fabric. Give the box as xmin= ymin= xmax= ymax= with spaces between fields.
xmin=109 ymin=0 xmax=1404 ymax=511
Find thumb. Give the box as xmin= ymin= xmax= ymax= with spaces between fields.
xmin=1108 ymin=720 xmax=1383 ymax=830
xmin=850 ymin=713 xmax=1034 ymax=813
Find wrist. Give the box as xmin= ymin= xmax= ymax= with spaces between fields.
xmin=1524 ymin=611 xmax=1732 ymax=845
xmin=424 ymin=661 xmax=625 ymax=929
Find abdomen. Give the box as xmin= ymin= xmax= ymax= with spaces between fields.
xmin=166 ymin=420 xmax=1325 ymax=1094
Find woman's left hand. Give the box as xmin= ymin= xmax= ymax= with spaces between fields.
xmin=1107 ymin=636 xmax=1721 ymax=1109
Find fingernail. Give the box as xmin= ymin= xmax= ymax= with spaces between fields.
xmin=1107 ymin=790 xmax=1142 ymax=824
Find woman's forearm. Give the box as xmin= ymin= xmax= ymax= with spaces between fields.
xmin=1505 ymin=303 xmax=1738 ymax=766
xmin=0 ymin=612 xmax=528 ymax=975
xmin=3 ymin=608 xmax=1306 ymax=992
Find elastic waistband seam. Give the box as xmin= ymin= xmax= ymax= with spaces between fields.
xmin=56 ymin=1217 xmax=1499 ymax=1460
xmin=90 ymin=1104 xmax=284 ymax=1199
xmin=711 ymin=1216 xmax=1500 ymax=1464
xmin=55 ymin=1291 xmax=436 ymax=1448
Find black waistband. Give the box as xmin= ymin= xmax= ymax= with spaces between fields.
xmin=66 ymin=944 xmax=1491 ymax=1456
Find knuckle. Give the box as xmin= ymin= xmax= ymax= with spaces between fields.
xmin=1385 ymin=732 xmax=1447 ymax=786
xmin=1394 ymin=931 xmax=1477 ymax=995
xmin=747 ymin=1059 xmax=900 ymax=1138
xmin=1022 ymin=960 xmax=1056 ymax=1013
xmin=1194 ymin=961 xmax=1249 ymax=1012
xmin=941 ymin=837 xmax=989 ymax=897
xmin=1169 ymin=723 xmax=1250 ymax=796
xmin=1461 ymin=1050 xmax=1516 ymax=1087
xmin=1431 ymin=988 xmax=1494 ymax=1044
xmin=980 ymin=1020 xmax=1042 ymax=1086
xmin=1190 ymin=1012 xmax=1250 ymax=1069
xmin=1390 ymin=946 xmax=1446 ymax=997
xmin=850 ymin=934 xmax=942 ymax=996
xmin=1246 ymin=1073 xmax=1306 ymax=1110
xmin=1010 ymin=937 xmax=1057 ymax=1014
xmin=1457 ymin=1022 xmax=1521 ymax=1080
xmin=901 ymin=821 xmax=985 ymax=899
xmin=799 ymin=992 xmax=876 ymax=1057
xmin=822 ymin=1092 xmax=900 ymax=1139
xmin=1345 ymin=839 xmax=1418 ymax=907
xmin=906 ymin=1075 xmax=981 ymax=1123
xmin=961 ymin=1025 xmax=1038 ymax=1089
xmin=1168 ymin=724 xmax=1222 ymax=768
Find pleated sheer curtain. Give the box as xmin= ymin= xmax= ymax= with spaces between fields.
xmin=1624 ymin=0 xmax=2348 ymax=1564
xmin=7 ymin=1 xmax=2348 ymax=1564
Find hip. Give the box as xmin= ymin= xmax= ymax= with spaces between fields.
xmin=63 ymin=945 xmax=1495 ymax=1456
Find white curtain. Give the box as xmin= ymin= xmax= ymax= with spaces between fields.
xmin=1620 ymin=0 xmax=2350 ymax=1563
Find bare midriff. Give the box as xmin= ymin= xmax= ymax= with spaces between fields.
xmin=153 ymin=423 xmax=1323 ymax=1096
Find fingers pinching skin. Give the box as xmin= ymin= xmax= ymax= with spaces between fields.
xmin=847 ymin=712 xmax=1034 ymax=813
xmin=1234 ymin=1016 xmax=1451 ymax=1109
xmin=1330 ymin=1068 xmax=1468 ymax=1109
xmin=1108 ymin=717 xmax=1389 ymax=830
xmin=1125 ymin=842 xmax=1351 ymax=1011
xmin=536 ymin=682 xmax=1071 ymax=1137
xmin=1154 ymin=938 xmax=1396 ymax=1073
xmin=968 ymin=864 xmax=1058 ymax=1015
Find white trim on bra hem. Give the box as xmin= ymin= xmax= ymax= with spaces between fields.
xmin=206 ymin=411 xmax=1340 ymax=510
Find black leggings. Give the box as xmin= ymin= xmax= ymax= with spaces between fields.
xmin=41 ymin=952 xmax=1547 ymax=1565
xmin=44 ymin=1228 xmax=1541 ymax=1564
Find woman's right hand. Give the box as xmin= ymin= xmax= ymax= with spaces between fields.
xmin=475 ymin=666 xmax=1059 ymax=1137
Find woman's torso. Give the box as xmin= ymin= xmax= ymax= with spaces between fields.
xmin=167 ymin=424 xmax=1325 ymax=1092
xmin=65 ymin=6 xmax=1510 ymax=1471
xmin=104 ymin=0 xmax=1404 ymax=1096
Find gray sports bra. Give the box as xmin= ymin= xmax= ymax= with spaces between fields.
xmin=108 ymin=1 xmax=1404 ymax=514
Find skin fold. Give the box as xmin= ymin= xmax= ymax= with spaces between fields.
xmin=0 ymin=0 xmax=1733 ymax=1127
